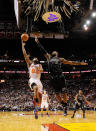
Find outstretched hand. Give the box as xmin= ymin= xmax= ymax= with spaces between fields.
xmin=35 ymin=36 xmax=39 ymax=43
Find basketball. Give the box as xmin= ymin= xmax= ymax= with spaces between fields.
xmin=21 ymin=33 xmax=29 ymax=42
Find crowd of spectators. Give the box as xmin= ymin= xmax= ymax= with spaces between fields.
xmin=0 ymin=79 xmax=33 ymax=111
xmin=0 ymin=76 xmax=96 ymax=111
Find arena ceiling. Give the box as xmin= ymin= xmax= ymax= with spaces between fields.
xmin=0 ymin=0 xmax=95 ymax=58
xmin=0 ymin=0 xmax=96 ymax=40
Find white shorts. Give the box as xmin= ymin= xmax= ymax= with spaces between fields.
xmin=29 ymin=78 xmax=43 ymax=93
xmin=41 ymin=102 xmax=48 ymax=109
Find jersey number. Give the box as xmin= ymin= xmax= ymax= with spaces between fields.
xmin=32 ymin=67 xmax=39 ymax=74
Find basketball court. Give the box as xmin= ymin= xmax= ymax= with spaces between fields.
xmin=0 ymin=110 xmax=96 ymax=131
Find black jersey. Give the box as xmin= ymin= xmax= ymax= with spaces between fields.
xmin=48 ymin=56 xmax=63 ymax=78
xmin=77 ymin=94 xmax=84 ymax=104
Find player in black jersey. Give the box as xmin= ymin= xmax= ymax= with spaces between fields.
xmin=71 ymin=90 xmax=91 ymax=118
xmin=48 ymin=51 xmax=68 ymax=115
xmin=35 ymin=37 xmax=87 ymax=116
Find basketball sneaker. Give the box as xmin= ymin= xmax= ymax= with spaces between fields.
xmin=33 ymin=109 xmax=38 ymax=119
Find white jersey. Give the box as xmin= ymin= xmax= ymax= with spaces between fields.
xmin=41 ymin=94 xmax=49 ymax=108
xmin=28 ymin=63 xmax=42 ymax=79
xmin=28 ymin=63 xmax=43 ymax=93
xmin=42 ymin=94 xmax=48 ymax=103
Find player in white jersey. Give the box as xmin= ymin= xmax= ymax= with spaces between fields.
xmin=28 ymin=61 xmax=43 ymax=98
xmin=21 ymin=38 xmax=43 ymax=119
xmin=41 ymin=90 xmax=49 ymax=117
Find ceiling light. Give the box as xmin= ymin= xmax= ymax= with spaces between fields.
xmin=92 ymin=12 xmax=96 ymax=17
xmin=86 ymin=20 xmax=91 ymax=25
xmin=84 ymin=26 xmax=88 ymax=31
xmin=83 ymin=24 xmax=87 ymax=28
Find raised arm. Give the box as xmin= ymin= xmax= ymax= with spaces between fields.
xmin=21 ymin=40 xmax=32 ymax=68
xmin=35 ymin=37 xmax=51 ymax=61
xmin=60 ymin=58 xmax=88 ymax=66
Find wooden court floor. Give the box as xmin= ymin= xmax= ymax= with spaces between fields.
xmin=0 ymin=110 xmax=96 ymax=131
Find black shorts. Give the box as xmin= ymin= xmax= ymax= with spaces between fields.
xmin=49 ymin=74 xmax=66 ymax=93
xmin=75 ymin=102 xmax=85 ymax=110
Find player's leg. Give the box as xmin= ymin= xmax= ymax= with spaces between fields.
xmin=32 ymin=80 xmax=43 ymax=119
xmin=38 ymin=92 xmax=42 ymax=105
xmin=83 ymin=109 xmax=85 ymax=118
xmin=59 ymin=76 xmax=68 ymax=116
xmin=54 ymin=79 xmax=63 ymax=103
xmin=81 ymin=104 xmax=85 ymax=118
xmin=46 ymin=108 xmax=49 ymax=117
xmin=55 ymin=93 xmax=66 ymax=108
xmin=33 ymin=85 xmax=39 ymax=102
xmin=41 ymin=103 xmax=44 ymax=117
xmin=62 ymin=92 xmax=68 ymax=116
xmin=45 ymin=103 xmax=49 ymax=117
xmin=29 ymin=79 xmax=39 ymax=102
xmin=56 ymin=93 xmax=65 ymax=108
xmin=33 ymin=101 xmax=38 ymax=119
xmin=36 ymin=80 xmax=43 ymax=105
xmin=33 ymin=99 xmax=38 ymax=119
xmin=29 ymin=79 xmax=40 ymax=119
xmin=50 ymin=77 xmax=67 ymax=115
xmin=41 ymin=109 xmax=43 ymax=117
xmin=71 ymin=103 xmax=78 ymax=118
xmin=33 ymin=85 xmax=43 ymax=119
xmin=30 ymin=83 xmax=39 ymax=119
xmin=56 ymin=93 xmax=67 ymax=116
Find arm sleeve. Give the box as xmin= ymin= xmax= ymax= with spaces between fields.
xmin=36 ymin=40 xmax=48 ymax=55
